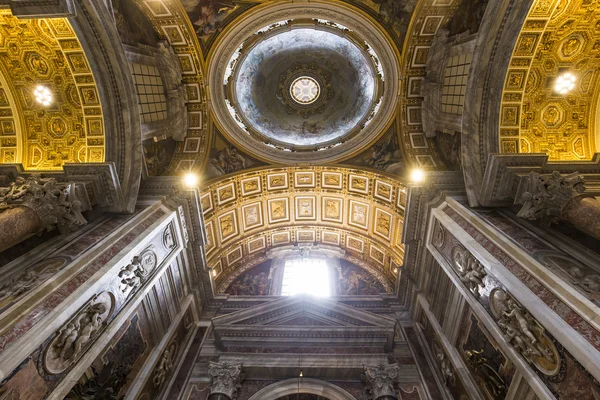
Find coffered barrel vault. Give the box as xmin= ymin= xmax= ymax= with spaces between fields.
xmin=199 ymin=167 xmax=407 ymax=292
xmin=499 ymin=0 xmax=600 ymax=160
xmin=0 ymin=9 xmax=105 ymax=169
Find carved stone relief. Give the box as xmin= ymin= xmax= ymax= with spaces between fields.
xmin=44 ymin=292 xmax=115 ymax=374
xmin=0 ymin=257 xmax=68 ymax=307
xmin=118 ymin=247 xmax=158 ymax=296
xmin=153 ymin=341 xmax=177 ymax=389
xmin=432 ymin=339 xmax=456 ymax=388
xmin=489 ymin=288 xmax=560 ymax=376
xmin=464 ymin=348 xmax=506 ymax=399
xmin=162 ymin=224 xmax=176 ymax=250
xmin=432 ymin=220 xmax=445 ymax=248
xmin=451 ymin=245 xmax=487 ymax=298
xmin=536 ymin=251 xmax=600 ymax=306
xmin=362 ymin=363 xmax=400 ymax=399
xmin=178 ymin=206 xmax=189 ymax=244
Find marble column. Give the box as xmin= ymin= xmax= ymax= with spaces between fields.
xmin=517 ymin=171 xmax=600 ymax=241
xmin=0 ymin=174 xmax=88 ymax=252
xmin=208 ymin=362 xmax=244 ymax=400
xmin=362 ymin=364 xmax=400 ymax=400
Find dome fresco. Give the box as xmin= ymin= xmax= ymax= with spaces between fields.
xmin=232 ymin=28 xmax=377 ymax=148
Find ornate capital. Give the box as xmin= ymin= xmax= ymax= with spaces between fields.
xmin=362 ymin=363 xmax=400 ymax=399
xmin=208 ymin=362 xmax=244 ymax=399
xmin=0 ymin=174 xmax=88 ymax=233
xmin=517 ymin=171 xmax=585 ymax=224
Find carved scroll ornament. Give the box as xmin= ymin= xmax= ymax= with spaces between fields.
xmin=44 ymin=292 xmax=114 ymax=374
xmin=490 ymin=288 xmax=560 ymax=376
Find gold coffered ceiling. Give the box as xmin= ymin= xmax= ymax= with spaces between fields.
xmin=499 ymin=0 xmax=600 ymax=160
xmin=0 ymin=10 xmax=105 ymax=169
xmin=199 ymin=167 xmax=407 ymax=292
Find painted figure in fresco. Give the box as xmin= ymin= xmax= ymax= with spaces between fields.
xmin=227 ymin=271 xmax=271 ymax=296
xmin=209 ymin=146 xmax=248 ymax=175
xmin=340 ymin=267 xmax=383 ymax=295
xmin=188 ymin=0 xmax=236 ymax=38
xmin=111 ymin=0 xmax=159 ymax=46
xmin=143 ymin=139 xmax=176 ymax=177
xmin=447 ymin=0 xmax=489 ymax=36
xmin=371 ymin=0 xmax=416 ymax=35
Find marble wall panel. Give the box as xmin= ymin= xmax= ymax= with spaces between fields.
xmin=0 ymin=209 xmax=165 ymax=355
xmin=0 ymin=213 xmax=137 ymax=315
xmin=404 ymin=326 xmax=444 ymax=400
xmin=470 ymin=208 xmax=600 ymax=307
xmin=419 ymin=310 xmax=473 ymax=400
xmin=167 ymin=326 xmax=207 ymax=400
xmin=64 ymin=304 xmax=155 ymax=398
xmin=458 ymin=310 xmax=514 ymax=399
xmin=0 ymin=210 xmax=175 ymax=397
xmin=435 ymin=214 xmax=600 ymax=398
xmin=136 ymin=307 xmax=196 ymax=399
xmin=443 ymin=207 xmax=600 ymax=352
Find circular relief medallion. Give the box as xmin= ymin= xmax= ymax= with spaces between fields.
xmin=290 ymin=76 xmax=320 ymax=104
xmin=139 ymin=249 xmax=158 ymax=279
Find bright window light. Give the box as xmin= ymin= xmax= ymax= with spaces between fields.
xmin=281 ymin=259 xmax=330 ymax=297
xmin=34 ymin=85 xmax=53 ymax=106
xmin=554 ymin=72 xmax=576 ymax=94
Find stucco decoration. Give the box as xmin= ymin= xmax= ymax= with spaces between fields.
xmin=44 ymin=292 xmax=115 ymax=374
xmin=232 ymin=27 xmax=377 ymax=149
xmin=489 ymin=288 xmax=560 ymax=376
xmin=208 ymin=1 xmax=399 ymax=164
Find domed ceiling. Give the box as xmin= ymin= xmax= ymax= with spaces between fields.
xmin=231 ymin=27 xmax=378 ymax=150
xmin=208 ymin=3 xmax=400 ymax=164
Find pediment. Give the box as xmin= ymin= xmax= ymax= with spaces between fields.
xmin=213 ymin=295 xmax=396 ymax=328
xmin=211 ymin=296 xmax=397 ymax=352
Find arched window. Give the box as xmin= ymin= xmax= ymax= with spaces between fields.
xmin=248 ymin=378 xmax=357 ymax=400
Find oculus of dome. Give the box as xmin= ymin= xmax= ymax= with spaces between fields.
xmin=291 ymin=76 xmax=320 ymax=104
xmin=230 ymin=26 xmax=378 ymax=149
xmin=209 ymin=2 xmax=400 ymax=164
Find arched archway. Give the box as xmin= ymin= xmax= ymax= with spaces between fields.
xmin=248 ymin=378 xmax=357 ymax=400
